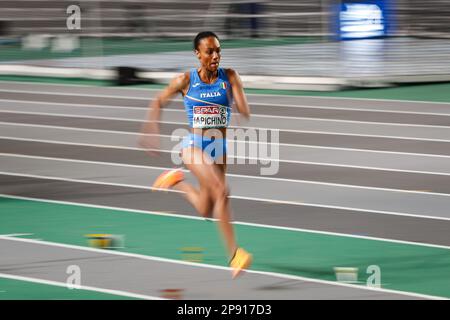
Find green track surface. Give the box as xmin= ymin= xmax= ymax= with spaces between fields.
xmin=1 ymin=75 xmax=449 ymax=103
xmin=1 ymin=196 xmax=449 ymax=299
xmin=0 ymin=277 xmax=138 ymax=300
xmin=0 ymin=37 xmax=317 ymax=62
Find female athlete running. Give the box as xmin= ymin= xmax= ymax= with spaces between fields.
xmin=140 ymin=31 xmax=252 ymax=278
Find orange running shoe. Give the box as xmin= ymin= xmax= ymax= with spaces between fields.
xmin=230 ymin=247 xmax=253 ymax=279
xmin=152 ymin=169 xmax=184 ymax=190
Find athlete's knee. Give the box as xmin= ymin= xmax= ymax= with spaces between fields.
xmin=211 ymin=181 xmax=229 ymax=203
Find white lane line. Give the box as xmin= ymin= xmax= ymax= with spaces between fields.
xmin=2 ymin=80 xmax=450 ymax=107
xmin=0 ymin=89 xmax=142 ymax=100
xmin=0 ymin=98 xmax=152 ymax=110
xmin=253 ymin=104 xmax=450 ymax=116
xmin=0 ymin=109 xmax=143 ymax=123
xmin=0 ymin=233 xmax=33 ymax=237
xmin=1 ymin=109 xmax=450 ymax=143
xmin=231 ymin=195 xmax=450 ymax=222
xmin=2 ymin=121 xmax=450 ymax=159
xmin=2 ymin=193 xmax=450 ymax=249
xmin=0 ymin=273 xmax=163 ymax=300
xmin=2 ymin=135 xmax=450 ymax=177
xmin=255 ymin=92 xmax=450 ymax=105
xmin=0 ymin=136 xmax=144 ymax=150
xmin=2 ymin=152 xmax=450 ymax=197
xmin=163 ymin=110 xmax=450 ymax=128
xmin=0 ymin=235 xmax=444 ymax=300
xmin=1 ymin=170 xmax=450 ymax=223
xmin=2 ymin=97 xmax=450 ymax=118
xmin=0 ymin=81 xmax=101 ymax=89
xmin=2 ymin=85 xmax=450 ymax=112
xmin=2 ymin=98 xmax=450 ymax=129
xmin=0 ymin=81 xmax=96 ymax=88
xmin=0 ymin=98 xmax=148 ymax=110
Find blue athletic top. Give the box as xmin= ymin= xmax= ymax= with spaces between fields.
xmin=183 ymin=68 xmax=232 ymax=128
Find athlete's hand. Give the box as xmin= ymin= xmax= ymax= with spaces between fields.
xmin=139 ymin=122 xmax=161 ymax=156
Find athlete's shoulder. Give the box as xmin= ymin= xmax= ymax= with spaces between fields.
xmin=168 ymin=71 xmax=190 ymax=94
xmin=224 ymin=68 xmax=242 ymax=87
xmin=175 ymin=71 xmax=191 ymax=85
xmin=224 ymin=68 xmax=241 ymax=82
xmin=224 ymin=68 xmax=238 ymax=78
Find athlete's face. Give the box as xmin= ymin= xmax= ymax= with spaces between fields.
xmin=195 ymin=37 xmax=221 ymax=72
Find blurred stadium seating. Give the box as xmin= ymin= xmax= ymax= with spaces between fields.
xmin=0 ymin=0 xmax=328 ymax=38
xmin=0 ymin=0 xmax=448 ymax=38
xmin=0 ymin=0 xmax=449 ymax=90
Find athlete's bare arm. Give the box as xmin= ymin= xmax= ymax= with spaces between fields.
xmin=226 ymin=68 xmax=250 ymax=120
xmin=139 ymin=72 xmax=190 ymax=153
xmin=146 ymin=72 xmax=190 ymax=130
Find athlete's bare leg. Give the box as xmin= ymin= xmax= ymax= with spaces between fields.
xmin=173 ymin=147 xmax=237 ymax=258
xmin=174 ymin=181 xmax=214 ymax=218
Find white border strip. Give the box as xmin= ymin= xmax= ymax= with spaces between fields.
xmin=0 ymin=272 xmax=164 ymax=300
xmin=2 ymin=169 xmax=450 ymax=222
xmin=3 ymin=97 xmax=450 ymax=117
xmin=2 ymin=152 xmax=450 ymax=197
xmin=2 ymin=121 xmax=450 ymax=159
xmin=1 ymin=135 xmax=450 ymax=177
xmin=0 ymin=235 xmax=445 ymax=300
xmin=1 ymin=171 xmax=450 ymax=224
xmin=1 ymin=79 xmax=450 ymax=105
xmin=1 ymin=109 xmax=450 ymax=143
xmin=0 ymin=84 xmax=450 ymax=105
xmin=1 ymin=193 xmax=450 ymax=249
xmin=1 ymin=90 xmax=450 ymax=128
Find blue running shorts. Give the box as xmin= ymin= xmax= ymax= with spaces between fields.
xmin=181 ymin=133 xmax=227 ymax=161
